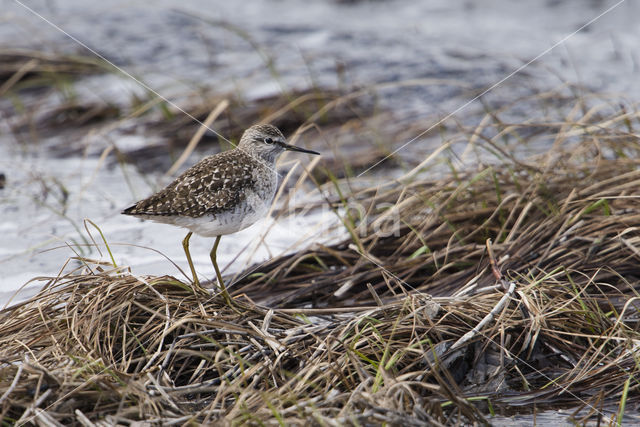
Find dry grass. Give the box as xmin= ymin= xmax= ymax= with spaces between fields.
xmin=2 ymin=48 xmax=640 ymax=424
xmin=1 ymin=93 xmax=640 ymax=425
xmin=0 ymin=48 xmax=105 ymax=89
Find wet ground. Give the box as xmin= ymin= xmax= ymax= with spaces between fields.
xmin=1 ymin=0 xmax=640 ymax=305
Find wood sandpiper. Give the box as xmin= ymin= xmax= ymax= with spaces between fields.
xmin=122 ymin=124 xmax=320 ymax=305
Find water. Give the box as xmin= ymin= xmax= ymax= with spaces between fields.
xmin=1 ymin=0 xmax=640 ymax=305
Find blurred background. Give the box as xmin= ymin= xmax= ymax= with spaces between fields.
xmin=1 ymin=0 xmax=639 ymax=304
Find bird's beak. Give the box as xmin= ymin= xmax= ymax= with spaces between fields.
xmin=283 ymin=143 xmax=320 ymax=155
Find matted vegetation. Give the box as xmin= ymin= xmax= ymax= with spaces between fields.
xmin=1 ymin=92 xmax=640 ymax=425
xmin=0 ymin=48 xmax=105 ymax=90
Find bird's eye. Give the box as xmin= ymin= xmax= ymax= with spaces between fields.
xmin=264 ymin=137 xmax=274 ymax=144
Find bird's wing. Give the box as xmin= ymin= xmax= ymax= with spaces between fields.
xmin=124 ymin=153 xmax=256 ymax=217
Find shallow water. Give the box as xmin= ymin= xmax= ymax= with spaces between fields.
xmin=1 ymin=0 xmax=640 ymax=305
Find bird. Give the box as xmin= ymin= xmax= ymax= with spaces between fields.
xmin=122 ymin=124 xmax=320 ymax=305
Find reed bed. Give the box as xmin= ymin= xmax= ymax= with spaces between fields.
xmin=1 ymin=97 xmax=640 ymax=425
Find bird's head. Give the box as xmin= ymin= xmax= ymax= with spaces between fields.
xmin=237 ymin=124 xmax=319 ymax=162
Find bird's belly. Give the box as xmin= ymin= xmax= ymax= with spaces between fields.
xmin=171 ymin=207 xmax=267 ymax=237
xmin=159 ymin=187 xmax=273 ymax=237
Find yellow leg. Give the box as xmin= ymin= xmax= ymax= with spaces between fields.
xmin=210 ymin=235 xmax=233 ymax=307
xmin=182 ymin=231 xmax=199 ymax=287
